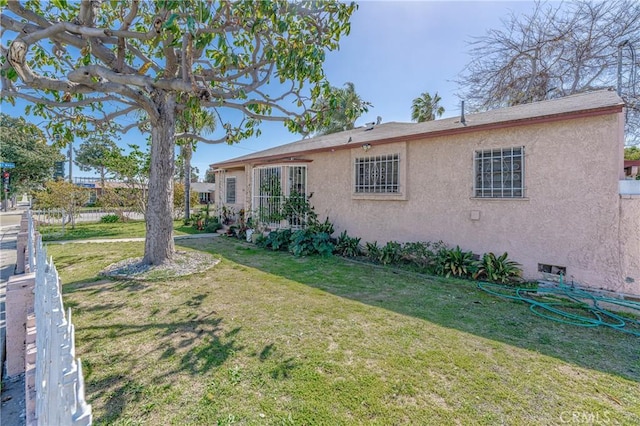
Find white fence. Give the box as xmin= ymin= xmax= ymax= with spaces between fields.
xmin=28 ymin=211 xmax=92 ymax=425
xmin=32 ymin=208 xmax=144 ymax=226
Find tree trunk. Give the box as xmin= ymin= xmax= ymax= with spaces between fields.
xmin=143 ymin=93 xmax=176 ymax=265
xmin=184 ymin=142 xmax=192 ymax=221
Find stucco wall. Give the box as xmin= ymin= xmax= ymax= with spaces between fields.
xmin=619 ymin=197 xmax=640 ymax=295
xmin=215 ymin=169 xmax=246 ymax=213
xmin=302 ymin=113 xmax=637 ymax=295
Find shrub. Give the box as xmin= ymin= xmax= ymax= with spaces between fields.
xmin=401 ymin=241 xmax=447 ymax=272
xmin=435 ymin=246 xmax=476 ymax=278
xmin=100 ymin=214 xmax=120 ymax=223
xmin=312 ymin=232 xmax=334 ymax=257
xmin=473 ymin=252 xmax=522 ymax=283
xmin=205 ymin=221 xmax=222 ymax=233
xmin=308 ymin=217 xmax=334 ymax=235
xmin=365 ymin=241 xmax=381 ymax=263
xmin=254 ymin=233 xmax=267 ymax=247
xmin=260 ymin=229 xmax=292 ymax=251
xmin=289 ymin=229 xmax=334 ymax=257
xmin=335 ymin=231 xmax=362 ymax=257
xmin=379 ymin=241 xmax=403 ymax=265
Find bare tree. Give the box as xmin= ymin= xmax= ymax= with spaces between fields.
xmin=1 ymin=1 xmax=357 ymax=265
xmin=457 ymin=0 xmax=640 ymax=144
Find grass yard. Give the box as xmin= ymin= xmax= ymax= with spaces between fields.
xmin=40 ymin=219 xmax=201 ymax=241
xmin=47 ymin=236 xmax=640 ymax=425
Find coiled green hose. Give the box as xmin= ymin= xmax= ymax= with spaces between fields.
xmin=477 ymin=277 xmax=640 ymax=337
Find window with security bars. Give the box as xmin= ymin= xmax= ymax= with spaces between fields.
xmin=474 ymin=147 xmax=524 ymax=198
xmin=354 ymin=154 xmax=399 ymax=193
xmin=253 ymin=165 xmax=307 ymax=228
xmin=225 ymin=177 xmax=236 ymax=203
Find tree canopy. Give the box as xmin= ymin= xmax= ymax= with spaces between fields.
xmin=625 ymin=146 xmax=640 ymax=160
xmin=456 ymin=0 xmax=640 ymax=144
xmin=0 ymin=113 xmax=63 ymax=196
xmin=313 ymin=81 xmax=372 ymax=135
xmin=75 ymin=136 xmax=119 ymax=185
xmin=1 ymin=0 xmax=357 ymax=264
xmin=411 ymin=91 xmax=444 ymax=123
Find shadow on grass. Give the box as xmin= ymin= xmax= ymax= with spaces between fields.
xmin=79 ymin=314 xmax=241 ymax=425
xmin=179 ymin=238 xmax=640 ymax=383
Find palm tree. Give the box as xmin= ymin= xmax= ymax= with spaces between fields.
xmin=411 ymin=91 xmax=445 ymax=122
xmin=315 ymin=82 xmax=372 ymax=135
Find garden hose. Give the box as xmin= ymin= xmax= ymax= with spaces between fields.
xmin=477 ymin=276 xmax=640 ymax=337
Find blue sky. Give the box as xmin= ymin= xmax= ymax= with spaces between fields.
xmin=2 ymin=0 xmax=540 ymax=179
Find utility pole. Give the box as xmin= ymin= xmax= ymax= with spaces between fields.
xmin=68 ymin=141 xmax=73 ymax=183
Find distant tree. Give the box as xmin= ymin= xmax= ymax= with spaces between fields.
xmin=0 ymin=114 xmax=63 ymax=198
xmin=411 ymin=91 xmax=445 ymax=122
xmin=74 ymin=137 xmax=119 ymax=189
xmin=32 ymin=180 xmax=89 ymax=229
xmin=625 ymin=146 xmax=640 ymax=160
xmin=176 ymin=109 xmax=215 ymax=221
xmin=104 ymin=144 xmax=150 ymax=217
xmin=204 ymin=165 xmax=216 ymax=184
xmin=314 ymin=82 xmax=372 ymax=135
xmin=457 ymin=0 xmax=640 ymax=144
xmin=174 ymin=157 xmax=199 ymax=183
xmin=173 ymin=182 xmax=199 ymax=220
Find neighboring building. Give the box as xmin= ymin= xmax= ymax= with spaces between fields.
xmin=190 ymin=181 xmax=215 ymax=204
xmin=74 ymin=177 xmax=140 ymax=204
xmin=624 ymin=160 xmax=640 ymax=179
xmin=211 ymin=90 xmax=640 ymax=297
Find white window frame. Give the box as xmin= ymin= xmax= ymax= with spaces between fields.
xmin=474 ymin=146 xmax=525 ymax=198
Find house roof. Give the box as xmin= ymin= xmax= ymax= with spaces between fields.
xmin=212 ymin=89 xmax=625 ymax=169
xmin=625 ymin=160 xmax=640 ymax=167
xmin=190 ymin=182 xmax=215 ymax=192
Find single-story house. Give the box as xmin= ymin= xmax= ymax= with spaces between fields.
xmin=211 ymin=89 xmax=640 ymax=297
xmin=190 ymin=181 xmax=215 ymax=204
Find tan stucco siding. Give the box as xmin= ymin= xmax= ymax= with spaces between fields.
xmin=619 ymin=197 xmax=640 ymax=295
xmin=303 ymin=113 xmax=635 ymax=295
xmin=216 ymin=169 xmax=246 ymax=212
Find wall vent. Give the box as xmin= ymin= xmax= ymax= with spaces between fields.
xmin=538 ymin=263 xmax=566 ymax=276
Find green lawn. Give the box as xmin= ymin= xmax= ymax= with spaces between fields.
xmin=40 ymin=219 xmax=201 ymax=241
xmin=48 ymin=237 xmax=640 ymax=425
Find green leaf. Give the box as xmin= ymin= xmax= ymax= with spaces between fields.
xmin=187 ymin=15 xmax=196 ymax=36
xmin=164 ymin=13 xmax=179 ymax=29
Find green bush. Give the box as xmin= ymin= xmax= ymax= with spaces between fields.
xmin=289 ymin=229 xmax=334 ymax=257
xmin=401 ymin=241 xmax=447 ymax=273
xmin=435 ymin=246 xmax=476 ymax=278
xmin=379 ymin=241 xmax=403 ymax=265
xmin=308 ymin=217 xmax=334 ymax=235
xmin=259 ymin=229 xmax=292 ymax=251
xmin=205 ymin=221 xmax=222 ymax=233
xmin=254 ymin=233 xmax=267 ymax=247
xmin=335 ymin=231 xmax=362 ymax=257
xmin=365 ymin=241 xmax=381 ymax=263
xmin=473 ymin=252 xmax=522 ymax=284
xmin=100 ymin=214 xmax=120 ymax=223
